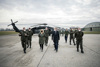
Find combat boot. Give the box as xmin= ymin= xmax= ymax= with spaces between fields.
xmin=81 ymin=51 xmax=84 ymax=53
xmin=77 ymin=49 xmax=79 ymax=52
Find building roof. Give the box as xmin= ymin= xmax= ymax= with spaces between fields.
xmin=84 ymin=22 xmax=100 ymax=28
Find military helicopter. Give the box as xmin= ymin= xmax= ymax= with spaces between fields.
xmin=30 ymin=23 xmax=54 ymax=35
xmin=8 ymin=19 xmax=61 ymax=35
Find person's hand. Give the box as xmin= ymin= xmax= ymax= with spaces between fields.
xmin=19 ymin=33 xmax=21 ymax=36
xmin=25 ymin=34 xmax=27 ymax=36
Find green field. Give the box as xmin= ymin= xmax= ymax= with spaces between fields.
xmin=0 ymin=31 xmax=17 ymax=35
xmin=83 ymin=31 xmax=100 ymax=34
xmin=0 ymin=31 xmax=100 ymax=36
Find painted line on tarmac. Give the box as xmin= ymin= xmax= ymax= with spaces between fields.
xmin=37 ymin=39 xmax=51 ymax=67
xmin=84 ymin=45 xmax=100 ymax=55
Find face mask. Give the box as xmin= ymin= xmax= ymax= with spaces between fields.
xmin=79 ymin=30 xmax=81 ymax=31
xmin=23 ymin=29 xmax=26 ymax=31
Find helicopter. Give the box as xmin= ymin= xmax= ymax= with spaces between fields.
xmin=8 ymin=19 xmax=61 ymax=35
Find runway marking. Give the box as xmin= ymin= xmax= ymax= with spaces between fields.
xmin=84 ymin=45 xmax=100 ymax=55
xmin=37 ymin=39 xmax=51 ymax=67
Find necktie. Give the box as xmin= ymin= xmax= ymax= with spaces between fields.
xmin=55 ymin=31 xmax=56 ymax=34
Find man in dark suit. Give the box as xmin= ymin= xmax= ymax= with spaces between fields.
xmin=52 ymin=28 xmax=60 ymax=52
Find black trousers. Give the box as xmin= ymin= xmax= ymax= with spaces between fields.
xmin=40 ymin=44 xmax=43 ymax=50
xmin=77 ymin=40 xmax=83 ymax=51
xmin=70 ymin=37 xmax=75 ymax=45
xmin=54 ymin=40 xmax=59 ymax=51
xmin=65 ymin=35 xmax=68 ymax=42
xmin=45 ymin=37 xmax=48 ymax=44
xmin=21 ymin=41 xmax=26 ymax=52
xmin=27 ymin=40 xmax=31 ymax=48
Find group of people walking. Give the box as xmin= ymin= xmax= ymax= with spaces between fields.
xmin=38 ymin=27 xmax=60 ymax=52
xmin=64 ymin=28 xmax=84 ymax=53
xmin=12 ymin=23 xmax=33 ymax=53
xmin=11 ymin=23 xmax=84 ymax=54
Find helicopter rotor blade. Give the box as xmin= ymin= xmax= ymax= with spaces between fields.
xmin=14 ymin=21 xmax=18 ymax=23
xmin=11 ymin=19 xmax=13 ymax=23
xmin=8 ymin=19 xmax=18 ymax=26
xmin=8 ymin=24 xmax=12 ymax=26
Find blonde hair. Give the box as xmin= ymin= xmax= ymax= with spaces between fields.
xmin=40 ymin=29 xmax=44 ymax=33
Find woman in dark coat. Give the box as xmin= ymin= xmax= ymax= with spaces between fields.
xmin=38 ymin=29 xmax=45 ymax=52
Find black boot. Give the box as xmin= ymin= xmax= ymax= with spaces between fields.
xmin=56 ymin=49 xmax=58 ymax=52
xmin=74 ymin=44 xmax=76 ymax=45
xmin=77 ymin=49 xmax=79 ymax=52
xmin=30 ymin=44 xmax=31 ymax=48
xmin=81 ymin=51 xmax=84 ymax=53
xmin=30 ymin=45 xmax=31 ymax=48
xmin=24 ymin=48 xmax=26 ymax=53
xmin=24 ymin=50 xmax=26 ymax=53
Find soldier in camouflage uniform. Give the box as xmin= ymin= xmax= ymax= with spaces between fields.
xmin=70 ymin=29 xmax=75 ymax=45
xmin=75 ymin=28 xmax=84 ymax=53
xmin=61 ymin=30 xmax=64 ymax=36
xmin=44 ymin=27 xmax=49 ymax=46
xmin=74 ymin=28 xmax=78 ymax=44
xmin=27 ymin=28 xmax=33 ymax=48
xmin=64 ymin=28 xmax=69 ymax=43
xmin=11 ymin=23 xmax=28 ymax=53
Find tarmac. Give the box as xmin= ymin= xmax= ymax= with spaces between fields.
xmin=0 ymin=34 xmax=100 ymax=67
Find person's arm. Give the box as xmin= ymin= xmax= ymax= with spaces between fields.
xmin=75 ymin=32 xmax=77 ymax=38
xmin=44 ymin=30 xmax=47 ymax=37
xmin=26 ymin=31 xmax=29 ymax=37
xmin=18 ymin=31 xmax=23 ymax=36
xmin=32 ymin=31 xmax=34 ymax=35
xmin=31 ymin=31 xmax=33 ymax=36
xmin=44 ymin=33 xmax=46 ymax=38
xmin=69 ymin=31 xmax=71 ymax=34
xmin=47 ymin=30 xmax=49 ymax=36
xmin=52 ymin=31 xmax=54 ymax=40
xmin=12 ymin=23 xmax=20 ymax=33
xmin=38 ymin=33 xmax=40 ymax=37
xmin=64 ymin=31 xmax=66 ymax=35
xmin=68 ymin=31 xmax=69 ymax=34
xmin=19 ymin=33 xmax=22 ymax=36
xmin=82 ymin=32 xmax=84 ymax=37
xmin=58 ymin=31 xmax=60 ymax=40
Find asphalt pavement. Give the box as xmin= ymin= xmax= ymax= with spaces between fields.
xmin=0 ymin=34 xmax=100 ymax=67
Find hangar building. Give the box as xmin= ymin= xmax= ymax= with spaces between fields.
xmin=83 ymin=22 xmax=100 ymax=31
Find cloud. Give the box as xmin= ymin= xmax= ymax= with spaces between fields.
xmin=0 ymin=0 xmax=100 ymax=29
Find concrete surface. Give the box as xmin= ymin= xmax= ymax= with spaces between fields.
xmin=0 ymin=34 xmax=100 ymax=67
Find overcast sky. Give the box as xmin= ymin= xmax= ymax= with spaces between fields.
xmin=0 ymin=0 xmax=100 ymax=29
